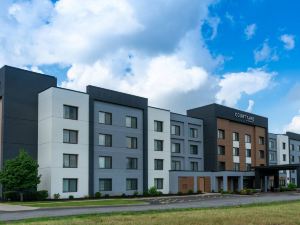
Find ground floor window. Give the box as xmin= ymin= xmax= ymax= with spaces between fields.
xmin=154 ymin=178 xmax=163 ymax=190
xmin=63 ymin=178 xmax=78 ymax=192
xmin=99 ymin=179 xmax=112 ymax=191
xmin=126 ymin=178 xmax=138 ymax=190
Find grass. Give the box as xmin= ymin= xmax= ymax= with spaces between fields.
xmin=4 ymin=200 xmax=300 ymax=225
xmin=3 ymin=199 xmax=146 ymax=208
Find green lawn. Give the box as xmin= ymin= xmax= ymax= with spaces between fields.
xmin=4 ymin=200 xmax=300 ymax=225
xmin=4 ymin=199 xmax=146 ymax=208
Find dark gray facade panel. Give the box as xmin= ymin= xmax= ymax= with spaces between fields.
xmin=0 ymin=66 xmax=57 ymax=165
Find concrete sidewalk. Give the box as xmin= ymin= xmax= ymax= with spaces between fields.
xmin=0 ymin=204 xmax=38 ymax=212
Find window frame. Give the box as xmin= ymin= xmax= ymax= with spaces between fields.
xmin=190 ymin=145 xmax=198 ymax=155
xmin=63 ymin=129 xmax=78 ymax=144
xmin=99 ymin=111 xmax=112 ymax=125
xmin=190 ymin=161 xmax=198 ymax=171
xmin=217 ymin=145 xmax=225 ymax=155
xmin=217 ymin=129 xmax=225 ymax=139
xmin=126 ymin=157 xmax=138 ymax=170
xmin=154 ymin=178 xmax=164 ymax=190
xmin=171 ymin=143 xmax=181 ymax=153
xmin=99 ymin=178 xmax=112 ymax=191
xmin=126 ymin=116 xmax=138 ymax=129
xmin=126 ymin=178 xmax=138 ymax=191
xmin=63 ymin=178 xmax=78 ymax=193
xmin=154 ymin=159 xmax=164 ymax=170
xmin=154 ymin=120 xmax=163 ymax=132
xmin=98 ymin=134 xmax=112 ymax=147
xmin=171 ymin=160 xmax=181 ymax=171
xmin=99 ymin=156 xmax=112 ymax=169
xmin=63 ymin=105 xmax=78 ymax=120
xmin=63 ymin=154 xmax=78 ymax=168
xmin=127 ymin=136 xmax=138 ymax=149
xmin=154 ymin=139 xmax=164 ymax=151
xmin=171 ymin=125 xmax=180 ymax=136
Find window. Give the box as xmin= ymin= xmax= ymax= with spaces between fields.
xmin=233 ymin=147 xmax=239 ymax=156
xmin=99 ymin=111 xmax=112 ymax=125
xmin=154 ymin=178 xmax=163 ymax=189
xmin=291 ymin=156 xmax=295 ymax=163
xmin=99 ymin=156 xmax=112 ymax=169
xmin=99 ymin=179 xmax=112 ymax=191
xmin=63 ymin=154 xmax=78 ymax=168
xmin=291 ymin=144 xmax=295 ymax=151
xmin=154 ymin=140 xmax=163 ymax=151
xmin=190 ymin=145 xmax=198 ymax=155
xmin=126 ymin=179 xmax=138 ymax=190
xmin=127 ymin=157 xmax=137 ymax=169
xmin=171 ymin=125 xmax=180 ymax=135
xmin=298 ymin=156 xmax=300 ymax=162
xmin=283 ymin=154 xmax=286 ymax=162
xmin=259 ymin=150 xmax=265 ymax=159
xmin=190 ymin=128 xmax=198 ymax=138
xmin=233 ymin=163 xmax=240 ymax=171
xmin=154 ymin=159 xmax=164 ymax=170
xmin=218 ymin=129 xmax=225 ymax=139
xmin=292 ymin=178 xmax=296 ymax=184
xmin=63 ymin=129 xmax=78 ymax=144
xmin=127 ymin=137 xmax=138 ymax=149
xmin=232 ymin=132 xmax=239 ymax=141
xmin=190 ymin=161 xmax=198 ymax=171
xmin=283 ymin=142 xmax=286 ymax=149
xmin=259 ymin=137 xmax=265 ymax=145
xmin=299 ymin=145 xmax=300 ymax=151
xmin=99 ymin=134 xmax=112 ymax=147
xmin=246 ymin=149 xmax=251 ymax=157
xmin=63 ymin=105 xmax=78 ymax=120
xmin=154 ymin=120 xmax=163 ymax=132
xmin=218 ymin=145 xmax=225 ymax=155
xmin=246 ymin=164 xmax=251 ymax=171
xmin=269 ymin=140 xmax=275 ymax=149
xmin=269 ymin=152 xmax=276 ymax=161
xmin=171 ymin=143 xmax=180 ymax=153
xmin=126 ymin=116 xmax=137 ymax=128
xmin=218 ymin=161 xmax=225 ymax=171
xmin=171 ymin=160 xmax=181 ymax=170
xmin=63 ymin=179 xmax=77 ymax=192
xmin=245 ymin=134 xmax=251 ymax=143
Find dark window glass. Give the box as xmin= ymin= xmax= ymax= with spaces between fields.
xmin=63 ymin=154 xmax=78 ymax=168
xmin=245 ymin=134 xmax=251 ymax=143
xmin=171 ymin=125 xmax=180 ymax=135
xmin=154 ymin=120 xmax=163 ymax=132
xmin=233 ymin=163 xmax=240 ymax=171
xmin=171 ymin=160 xmax=181 ymax=170
xmin=63 ymin=179 xmax=78 ymax=192
xmin=127 ymin=157 xmax=138 ymax=169
xmin=246 ymin=149 xmax=251 ymax=157
xmin=218 ymin=145 xmax=225 ymax=155
xmin=154 ymin=178 xmax=163 ymax=189
xmin=259 ymin=150 xmax=265 ymax=159
xmin=218 ymin=162 xmax=225 ymax=171
xmin=232 ymin=132 xmax=239 ymax=141
xmin=190 ymin=161 xmax=198 ymax=171
xmin=99 ymin=179 xmax=112 ymax=191
xmin=99 ymin=112 xmax=112 ymax=125
xmin=126 ymin=116 xmax=137 ymax=128
xmin=190 ymin=145 xmax=198 ymax=154
xmin=154 ymin=140 xmax=163 ymax=151
xmin=259 ymin=136 xmax=265 ymax=145
xmin=217 ymin=129 xmax=225 ymax=139
xmin=154 ymin=159 xmax=164 ymax=170
xmin=99 ymin=134 xmax=112 ymax=147
xmin=171 ymin=143 xmax=180 ymax=153
xmin=63 ymin=129 xmax=78 ymax=144
xmin=246 ymin=164 xmax=252 ymax=171
xmin=127 ymin=137 xmax=138 ymax=149
xmin=63 ymin=105 xmax=78 ymax=120
xmin=190 ymin=128 xmax=198 ymax=138
xmin=233 ymin=147 xmax=239 ymax=156
xmin=99 ymin=156 xmax=112 ymax=169
xmin=126 ymin=179 xmax=138 ymax=190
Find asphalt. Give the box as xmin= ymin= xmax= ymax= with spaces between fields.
xmin=0 ymin=192 xmax=300 ymax=222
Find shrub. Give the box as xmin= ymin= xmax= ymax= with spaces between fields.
xmin=177 ymin=191 xmax=183 ymax=195
xmin=148 ymin=187 xmax=159 ymax=196
xmin=157 ymin=191 xmax=163 ymax=196
xmin=133 ymin=191 xmax=139 ymax=197
xmin=121 ymin=193 xmax=126 ymax=198
xmin=197 ymin=190 xmax=203 ymax=194
xmin=4 ymin=191 xmax=19 ymax=201
xmin=143 ymin=191 xmax=149 ymax=197
xmin=69 ymin=195 xmax=74 ymax=200
xmin=288 ymin=183 xmax=297 ymax=191
xmin=36 ymin=190 xmax=48 ymax=200
xmin=187 ymin=189 xmax=194 ymax=195
xmin=104 ymin=194 xmax=110 ymax=198
xmin=53 ymin=193 xmax=60 ymax=199
xmin=94 ymin=192 xmax=101 ymax=199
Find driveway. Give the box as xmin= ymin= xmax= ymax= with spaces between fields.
xmin=1 ymin=192 xmax=300 ymax=222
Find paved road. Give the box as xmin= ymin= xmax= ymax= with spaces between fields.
xmin=1 ymin=192 xmax=300 ymax=221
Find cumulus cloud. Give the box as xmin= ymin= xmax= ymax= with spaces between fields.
xmin=280 ymin=34 xmax=295 ymax=50
xmin=244 ymin=23 xmax=256 ymax=40
xmin=254 ymin=40 xmax=278 ymax=63
xmin=284 ymin=110 xmax=300 ymax=133
xmin=215 ymin=68 xmax=274 ymax=107
xmin=246 ymin=99 xmax=255 ymax=112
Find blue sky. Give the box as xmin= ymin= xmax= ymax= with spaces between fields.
xmin=0 ymin=0 xmax=300 ymax=133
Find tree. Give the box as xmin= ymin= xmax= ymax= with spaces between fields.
xmin=0 ymin=149 xmax=41 ymax=201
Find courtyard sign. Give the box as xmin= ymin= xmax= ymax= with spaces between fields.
xmin=234 ymin=112 xmax=255 ymax=123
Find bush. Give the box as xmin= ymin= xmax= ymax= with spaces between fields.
xmin=4 ymin=191 xmax=19 ymax=201
xmin=36 ymin=190 xmax=48 ymax=200
xmin=187 ymin=189 xmax=194 ymax=195
xmin=121 ymin=193 xmax=126 ymax=198
xmin=197 ymin=190 xmax=203 ymax=194
xmin=133 ymin=191 xmax=139 ymax=197
xmin=104 ymin=194 xmax=110 ymax=198
xmin=69 ymin=195 xmax=74 ymax=200
xmin=177 ymin=191 xmax=183 ymax=195
xmin=143 ymin=191 xmax=149 ymax=197
xmin=53 ymin=193 xmax=60 ymax=199
xmin=288 ymin=183 xmax=297 ymax=191
xmin=94 ymin=192 xmax=101 ymax=199
xmin=148 ymin=187 xmax=159 ymax=196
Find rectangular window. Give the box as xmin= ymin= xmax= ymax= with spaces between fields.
xmin=154 ymin=140 xmax=163 ymax=151
xmin=99 ymin=111 xmax=112 ymax=125
xmin=269 ymin=140 xmax=275 ymax=149
xmin=299 ymin=146 xmax=300 ymax=151
xmin=63 ymin=178 xmax=78 ymax=193
xmin=171 ymin=125 xmax=180 ymax=135
xmin=126 ymin=157 xmax=138 ymax=169
xmin=217 ymin=129 xmax=225 ymax=139
xmin=190 ymin=161 xmax=198 ymax=171
xmin=154 ymin=159 xmax=164 ymax=170
xmin=233 ymin=163 xmax=240 ymax=171
xmin=218 ymin=161 xmax=225 ymax=171
xmin=246 ymin=163 xmax=252 ymax=171
xmin=233 ymin=147 xmax=240 ymax=156
xmin=217 ymin=145 xmax=225 ymax=155
xmin=99 ymin=179 xmax=112 ymax=191
xmin=99 ymin=156 xmax=112 ymax=169
xmin=99 ymin=134 xmax=112 ymax=147
xmin=298 ymin=156 xmax=300 ymax=162
xmin=283 ymin=142 xmax=286 ymax=149
xmin=259 ymin=150 xmax=265 ymax=159
xmin=291 ymin=144 xmax=295 ymax=151
xmin=127 ymin=137 xmax=138 ymax=149
xmin=190 ymin=145 xmax=198 ymax=155
xmin=245 ymin=134 xmax=251 ymax=143
xmin=171 ymin=160 xmax=181 ymax=170
xmin=63 ymin=129 xmax=78 ymax=144
xmin=259 ymin=136 xmax=265 ymax=145
xmin=246 ymin=149 xmax=251 ymax=157
xmin=154 ymin=178 xmax=163 ymax=190
xmin=291 ymin=156 xmax=295 ymax=162
xmin=63 ymin=105 xmax=78 ymax=120
xmin=63 ymin=154 xmax=78 ymax=168
xmin=283 ymin=154 xmax=286 ymax=161
xmin=232 ymin=132 xmax=239 ymax=141
xmin=126 ymin=116 xmax=137 ymax=128
xmin=171 ymin=143 xmax=180 ymax=153
xmin=126 ymin=179 xmax=138 ymax=191
xmin=154 ymin=120 xmax=163 ymax=132
xmin=190 ymin=128 xmax=198 ymax=138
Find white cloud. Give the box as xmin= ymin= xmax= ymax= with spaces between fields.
xmin=254 ymin=41 xmax=278 ymax=63
xmin=244 ymin=23 xmax=256 ymax=40
xmin=216 ymin=68 xmax=274 ymax=107
xmin=280 ymin=34 xmax=295 ymax=50
xmin=246 ymin=99 xmax=255 ymax=112
xmin=284 ymin=110 xmax=300 ymax=133
xmin=204 ymin=16 xmax=220 ymax=40
xmin=225 ymin=12 xmax=234 ymax=24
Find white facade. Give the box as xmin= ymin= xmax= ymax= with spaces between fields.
xmin=38 ymin=87 xmax=89 ymax=198
xmin=276 ymin=134 xmax=290 ymax=183
xmin=147 ymin=107 xmax=171 ymax=194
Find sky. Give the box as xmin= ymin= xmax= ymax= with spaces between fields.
xmin=0 ymin=0 xmax=299 ymax=134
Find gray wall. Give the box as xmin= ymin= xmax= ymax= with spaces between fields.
xmin=268 ymin=133 xmax=277 ymax=165
xmin=170 ymin=113 xmax=204 ymax=171
xmin=289 ymin=139 xmax=300 ymax=183
xmin=93 ymin=101 xmax=144 ymax=195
